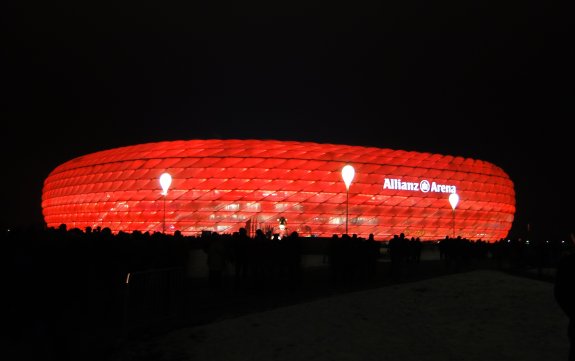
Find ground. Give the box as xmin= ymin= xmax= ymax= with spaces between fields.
xmin=109 ymin=269 xmax=569 ymax=361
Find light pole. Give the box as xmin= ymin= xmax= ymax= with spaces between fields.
xmin=341 ymin=164 xmax=355 ymax=235
xmin=159 ymin=172 xmax=172 ymax=233
xmin=449 ymin=192 xmax=459 ymax=238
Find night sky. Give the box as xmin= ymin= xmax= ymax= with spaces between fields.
xmin=2 ymin=3 xmax=572 ymax=240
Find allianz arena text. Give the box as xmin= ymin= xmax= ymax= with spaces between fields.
xmin=42 ymin=139 xmax=515 ymax=242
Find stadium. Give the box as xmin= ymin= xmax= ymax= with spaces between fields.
xmin=41 ymin=139 xmax=515 ymax=241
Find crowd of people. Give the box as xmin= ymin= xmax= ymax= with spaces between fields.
xmin=2 ymin=224 xmax=574 ymax=360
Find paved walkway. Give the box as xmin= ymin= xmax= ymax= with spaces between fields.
xmin=118 ymin=252 xmax=558 ymax=337
xmin=109 ymin=263 xmax=568 ymax=361
xmin=9 ymin=248 xmax=560 ymax=361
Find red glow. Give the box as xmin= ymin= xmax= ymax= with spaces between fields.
xmin=41 ymin=139 xmax=515 ymax=242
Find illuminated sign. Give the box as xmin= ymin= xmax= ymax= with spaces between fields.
xmin=383 ymin=178 xmax=457 ymax=194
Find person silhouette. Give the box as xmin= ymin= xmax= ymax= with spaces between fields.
xmin=554 ymin=232 xmax=575 ymax=361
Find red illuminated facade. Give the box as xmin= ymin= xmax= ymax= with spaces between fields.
xmin=42 ymin=139 xmax=515 ymax=242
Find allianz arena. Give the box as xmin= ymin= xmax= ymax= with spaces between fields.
xmin=41 ymin=139 xmax=515 ymax=242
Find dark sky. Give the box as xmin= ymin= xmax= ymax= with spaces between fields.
xmin=2 ymin=3 xmax=572 ymax=240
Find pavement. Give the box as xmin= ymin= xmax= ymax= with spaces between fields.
xmin=8 ymin=246 xmax=560 ymax=361
xmin=117 ymin=249 xmax=558 ymax=342
xmin=107 ymin=258 xmax=568 ymax=361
